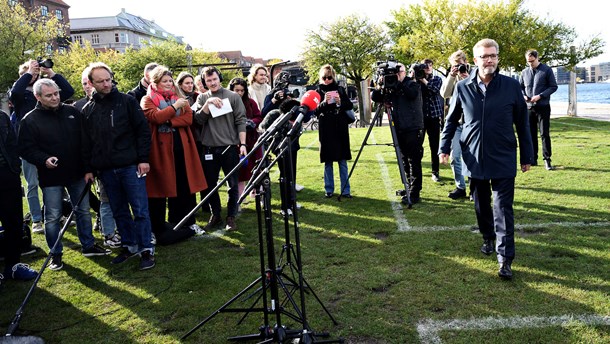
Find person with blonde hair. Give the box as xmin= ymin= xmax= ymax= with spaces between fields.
xmin=247 ymin=64 xmax=270 ymax=111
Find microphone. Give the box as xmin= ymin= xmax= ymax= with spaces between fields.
xmin=286 ymin=90 xmax=321 ymax=137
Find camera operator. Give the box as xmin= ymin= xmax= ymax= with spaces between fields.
xmin=371 ymin=63 xmax=424 ymax=203
xmin=261 ymin=71 xmax=293 ymax=117
xmin=417 ymin=59 xmax=444 ymax=183
xmin=440 ymin=50 xmax=471 ymax=200
xmin=9 ymin=59 xmax=74 ymax=234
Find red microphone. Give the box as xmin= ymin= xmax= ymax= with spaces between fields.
xmin=300 ymin=90 xmax=321 ymax=111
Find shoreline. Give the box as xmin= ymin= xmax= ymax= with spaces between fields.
xmin=550 ymin=101 xmax=610 ymax=122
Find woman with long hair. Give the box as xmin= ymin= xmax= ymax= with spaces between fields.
xmin=140 ymin=66 xmax=207 ymax=242
xmin=228 ymin=77 xmax=263 ymax=200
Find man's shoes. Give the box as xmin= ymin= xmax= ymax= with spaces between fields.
xmin=544 ymin=159 xmax=554 ymax=170
xmin=480 ymin=239 xmax=495 ymax=255
xmin=190 ymin=223 xmax=206 ymax=236
xmin=139 ymin=250 xmax=156 ymax=270
xmin=225 ymin=216 xmax=237 ymax=232
xmin=49 ymin=255 xmax=63 ymax=271
xmin=32 ymin=221 xmax=44 ymax=233
xmin=341 ymin=194 xmax=353 ymax=199
xmin=82 ymin=243 xmax=111 ymax=257
xmin=448 ymin=188 xmax=467 ymax=200
xmin=498 ymin=261 xmax=513 ymax=280
xmin=295 ymin=203 xmax=302 ymax=210
xmin=103 ymin=233 xmax=122 ymax=249
xmin=21 ymin=245 xmax=39 ymax=257
xmin=204 ymin=215 xmax=223 ymax=231
xmin=409 ymin=194 xmax=420 ymax=204
xmin=7 ymin=263 xmax=38 ymax=281
xmin=111 ymin=248 xmax=137 ymax=265
xmin=295 ymin=184 xmax=305 ymax=192
xmin=324 ymin=192 xmax=333 ymax=198
xmin=431 ymin=172 xmax=441 ymax=182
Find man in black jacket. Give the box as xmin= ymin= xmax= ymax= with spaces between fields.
xmin=127 ymin=62 xmax=159 ymax=103
xmin=372 ymin=63 xmax=424 ymax=203
xmin=9 ymin=59 xmax=74 ymax=233
xmin=82 ymin=62 xmax=155 ymax=271
xmin=18 ymin=79 xmax=110 ymax=271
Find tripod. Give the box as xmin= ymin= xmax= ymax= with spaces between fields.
xmin=181 ymin=120 xmax=341 ymax=343
xmin=339 ymin=101 xmax=413 ymax=207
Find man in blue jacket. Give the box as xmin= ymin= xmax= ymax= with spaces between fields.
xmin=439 ymin=38 xmax=534 ymax=280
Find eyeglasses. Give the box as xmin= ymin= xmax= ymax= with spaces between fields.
xmin=477 ymin=54 xmax=498 ymax=61
xmin=322 ymin=76 xmax=333 ymax=81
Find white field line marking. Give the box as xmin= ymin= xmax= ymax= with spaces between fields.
xmin=409 ymin=221 xmax=610 ymax=233
xmin=417 ymin=313 xmax=610 ymax=344
xmin=370 ymin=132 xmax=411 ymax=232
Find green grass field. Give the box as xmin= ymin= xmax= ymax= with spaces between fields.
xmin=1 ymin=117 xmax=609 ymax=343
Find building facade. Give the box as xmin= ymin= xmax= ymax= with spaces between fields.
xmin=13 ymin=0 xmax=71 ymax=52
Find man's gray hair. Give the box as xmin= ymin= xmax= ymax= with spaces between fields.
xmin=33 ymin=78 xmax=60 ymax=96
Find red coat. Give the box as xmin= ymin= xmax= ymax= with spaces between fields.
xmin=141 ymin=96 xmax=207 ymax=198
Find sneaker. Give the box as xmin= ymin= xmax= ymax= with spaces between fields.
xmin=139 ymin=250 xmax=155 ymax=270
xmin=204 ymin=215 xmax=223 ymax=231
xmin=448 ymin=188 xmax=467 ymax=200
xmin=544 ymin=159 xmax=554 ymax=171
xmin=82 ymin=243 xmax=111 ymax=257
xmin=8 ymin=263 xmax=37 ymax=281
xmin=225 ymin=216 xmax=237 ymax=232
xmin=111 ymin=248 xmax=137 ymax=265
xmin=93 ymin=215 xmax=101 ymax=232
xmin=32 ymin=221 xmax=44 ymax=233
xmin=190 ymin=223 xmax=206 ymax=236
xmin=295 ymin=203 xmax=302 ymax=210
xmin=103 ymin=233 xmax=122 ymax=249
xmin=324 ymin=192 xmax=333 ymax=198
xmin=280 ymin=208 xmax=293 ymax=217
xmin=21 ymin=245 xmax=39 ymax=257
xmin=340 ymin=194 xmax=353 ymax=199
xmin=49 ymin=255 xmax=63 ymax=271
xmin=431 ymin=172 xmax=441 ymax=182
xmin=295 ymin=184 xmax=305 ymax=192
xmin=150 ymin=232 xmax=157 ymax=245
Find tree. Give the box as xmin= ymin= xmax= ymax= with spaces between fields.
xmin=386 ymin=0 xmax=604 ymax=74
xmin=0 ymin=1 xmax=67 ymax=91
xmin=302 ymin=15 xmax=390 ymax=126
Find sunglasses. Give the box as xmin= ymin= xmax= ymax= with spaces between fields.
xmin=322 ymin=76 xmax=333 ymax=81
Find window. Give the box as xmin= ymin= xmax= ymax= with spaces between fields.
xmin=41 ymin=5 xmax=48 ymax=16
xmin=91 ymin=34 xmax=99 ymax=44
xmin=115 ymin=32 xmax=128 ymax=43
xmin=8 ymin=0 xmax=17 ymax=7
xmin=55 ymin=9 xmax=63 ymax=21
xmin=73 ymin=35 xmax=82 ymax=44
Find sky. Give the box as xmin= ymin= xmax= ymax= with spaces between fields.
xmin=67 ymin=0 xmax=609 ymax=66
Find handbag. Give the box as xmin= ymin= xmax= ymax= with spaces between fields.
xmin=344 ymin=109 xmax=356 ymax=124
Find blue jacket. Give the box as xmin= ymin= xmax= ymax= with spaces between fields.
xmin=439 ymin=68 xmax=534 ymax=179
xmin=519 ymin=63 xmax=558 ymax=107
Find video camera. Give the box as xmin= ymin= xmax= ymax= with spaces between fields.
xmin=374 ymin=55 xmax=399 ymax=91
xmin=272 ymin=71 xmax=299 ymax=101
xmin=37 ymin=57 xmax=54 ymax=69
xmin=410 ymin=63 xmax=427 ymax=81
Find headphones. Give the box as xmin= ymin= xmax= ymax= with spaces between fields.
xmin=201 ymin=66 xmax=223 ymax=87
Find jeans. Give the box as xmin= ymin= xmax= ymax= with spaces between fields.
xmin=42 ymin=178 xmax=94 ymax=255
xmin=97 ymin=181 xmax=116 ymax=237
xmin=22 ymin=159 xmax=42 ymax=222
xmin=324 ymin=160 xmax=350 ymax=195
xmin=200 ymin=146 xmax=240 ymax=217
xmin=450 ymin=124 xmax=466 ymax=190
xmin=98 ymin=165 xmax=153 ymax=254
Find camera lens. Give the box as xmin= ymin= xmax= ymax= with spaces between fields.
xmin=458 ymin=64 xmax=467 ymax=74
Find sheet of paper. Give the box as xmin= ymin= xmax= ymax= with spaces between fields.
xmin=209 ymin=98 xmax=233 ymax=118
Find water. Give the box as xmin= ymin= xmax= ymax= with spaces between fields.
xmin=553 ymin=83 xmax=610 ymax=104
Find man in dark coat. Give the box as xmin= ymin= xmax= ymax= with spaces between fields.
xmin=127 ymin=62 xmax=159 ymax=103
xmin=439 ymin=38 xmax=534 ymax=280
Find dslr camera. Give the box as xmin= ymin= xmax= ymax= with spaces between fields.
xmin=456 ymin=63 xmax=468 ymax=74
xmin=410 ymin=63 xmax=427 ymax=81
xmin=37 ymin=57 xmax=54 ymax=69
xmin=374 ymin=55 xmax=399 ymax=91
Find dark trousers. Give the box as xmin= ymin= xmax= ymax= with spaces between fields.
xmin=0 ymin=173 xmax=24 ymax=270
xmin=529 ymin=105 xmax=552 ymax=161
xmin=423 ymin=116 xmax=441 ymax=172
xmin=471 ymin=177 xmax=515 ymax=263
xmin=200 ymin=145 xmax=240 ymax=217
xmin=396 ymin=129 xmax=424 ymax=197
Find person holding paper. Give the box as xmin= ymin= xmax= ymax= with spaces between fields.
xmin=194 ymin=67 xmax=247 ymax=232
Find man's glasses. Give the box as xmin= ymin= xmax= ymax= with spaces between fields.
xmin=478 ymin=54 xmax=498 ymax=60
xmin=322 ymin=76 xmax=333 ymax=80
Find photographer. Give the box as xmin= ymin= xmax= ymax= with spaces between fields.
xmin=418 ymin=59 xmax=444 ymax=183
xmin=261 ymin=71 xmax=293 ymax=117
xmin=371 ymin=63 xmax=424 ymax=203
xmin=9 ymin=59 xmax=74 ymax=234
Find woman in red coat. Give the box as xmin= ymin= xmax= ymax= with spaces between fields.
xmin=141 ymin=66 xmax=207 ymax=237
xmin=228 ymin=78 xmax=263 ymax=199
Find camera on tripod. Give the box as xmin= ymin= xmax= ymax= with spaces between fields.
xmin=37 ymin=57 xmax=54 ymax=69
xmin=374 ymin=55 xmax=399 ymax=91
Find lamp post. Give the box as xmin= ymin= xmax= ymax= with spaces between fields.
xmin=185 ymin=43 xmax=193 ymax=73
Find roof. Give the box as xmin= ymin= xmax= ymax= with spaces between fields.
xmin=45 ymin=0 xmax=70 ymax=7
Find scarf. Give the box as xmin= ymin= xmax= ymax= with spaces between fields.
xmin=147 ymin=84 xmax=181 ymax=133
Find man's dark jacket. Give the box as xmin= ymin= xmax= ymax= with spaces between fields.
xmin=17 ymin=103 xmax=85 ymax=187
xmin=519 ymin=63 xmax=557 ymax=107
xmin=81 ymin=87 xmax=151 ymax=172
xmin=440 ymin=68 xmax=534 ymax=179
xmin=127 ymin=79 xmax=147 ymax=104
xmin=8 ymin=73 xmax=74 ymax=130
xmin=371 ymin=78 xmax=423 ymax=132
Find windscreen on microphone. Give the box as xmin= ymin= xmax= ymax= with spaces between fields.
xmin=300 ymin=90 xmax=321 ymax=112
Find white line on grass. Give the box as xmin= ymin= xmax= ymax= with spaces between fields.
xmin=417 ymin=313 xmax=610 ymax=344
xmin=370 ymin=132 xmax=411 ymax=232
xmin=409 ymin=221 xmax=610 ymax=233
